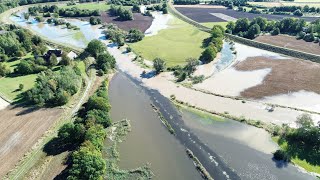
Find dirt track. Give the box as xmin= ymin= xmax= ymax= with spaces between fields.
xmin=235 ymin=56 xmax=320 ymax=99
xmin=255 ymin=35 xmax=320 ymax=55
xmin=0 ymin=106 xmax=62 ymax=177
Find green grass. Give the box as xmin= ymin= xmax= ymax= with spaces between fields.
xmin=77 ymin=61 xmax=86 ymax=76
xmin=272 ymin=136 xmax=320 ymax=174
xmin=200 ymin=22 xmax=228 ymax=29
xmin=0 ymin=74 xmax=36 ymax=101
xmin=130 ymin=17 xmax=210 ymax=67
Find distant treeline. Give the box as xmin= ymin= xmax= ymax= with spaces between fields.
xmin=173 ymin=0 xmax=200 ymax=5
xmin=28 ymin=5 xmax=100 ymax=17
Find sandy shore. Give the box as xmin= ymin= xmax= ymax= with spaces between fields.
xmin=106 ymin=41 xmax=320 ymax=127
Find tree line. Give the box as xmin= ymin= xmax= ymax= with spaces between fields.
xmin=28 ymin=5 xmax=100 ymax=18
xmin=103 ymin=24 xmax=144 ymax=46
xmin=109 ymin=5 xmax=133 ymax=21
xmin=44 ymin=81 xmax=112 ymax=179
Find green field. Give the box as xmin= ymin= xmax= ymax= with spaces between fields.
xmin=200 ymin=22 xmax=228 ymax=29
xmin=130 ymin=17 xmax=210 ymax=67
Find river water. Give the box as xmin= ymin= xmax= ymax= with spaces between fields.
xmin=9 ymin=11 xmax=316 ymax=180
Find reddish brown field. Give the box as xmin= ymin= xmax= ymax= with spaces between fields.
xmin=235 ymin=56 xmax=320 ymax=99
xmin=80 ymin=12 xmax=153 ymax=32
xmin=0 ymin=105 xmax=62 ymax=177
xmin=255 ymin=35 xmax=320 ymax=55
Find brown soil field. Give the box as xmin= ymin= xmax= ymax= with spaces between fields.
xmin=0 ymin=105 xmax=62 ymax=177
xmin=255 ymin=35 xmax=320 ymax=55
xmin=80 ymin=12 xmax=153 ymax=32
xmin=235 ymin=56 xmax=320 ymax=99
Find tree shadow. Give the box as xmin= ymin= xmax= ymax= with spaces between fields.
xmin=43 ymin=137 xmax=78 ymax=156
xmin=202 ymin=37 xmax=212 ymax=48
xmin=54 ymin=154 xmax=72 ymax=180
xmin=272 ymin=157 xmax=289 ymax=168
xmin=140 ymin=70 xmax=156 ymax=79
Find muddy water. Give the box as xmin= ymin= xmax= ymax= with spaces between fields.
xmin=181 ymin=110 xmax=315 ymax=180
xmin=108 ymin=73 xmax=200 ymax=180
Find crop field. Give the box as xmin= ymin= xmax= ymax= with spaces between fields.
xmin=175 ymin=6 xmax=319 ymax=23
xmin=0 ymin=106 xmax=63 ymax=177
xmin=255 ymin=35 xmax=320 ymax=56
xmin=130 ymin=17 xmax=209 ymax=67
xmin=236 ymin=56 xmax=320 ymax=99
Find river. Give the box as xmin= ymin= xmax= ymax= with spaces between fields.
xmin=8 ymin=10 xmax=317 ymax=180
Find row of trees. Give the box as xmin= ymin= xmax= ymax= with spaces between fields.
xmin=46 ymin=81 xmax=112 ymax=179
xmin=226 ymin=17 xmax=308 ymax=39
xmin=109 ymin=5 xmax=133 ymax=21
xmin=28 ymin=5 xmax=100 ymax=17
xmin=200 ymin=25 xmax=224 ymax=63
xmin=25 ymin=66 xmax=82 ymax=107
xmin=146 ymin=3 xmax=168 ymax=14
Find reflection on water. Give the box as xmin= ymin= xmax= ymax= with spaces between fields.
xmin=108 ymin=73 xmax=201 ymax=180
xmin=181 ymin=109 xmax=314 ymax=180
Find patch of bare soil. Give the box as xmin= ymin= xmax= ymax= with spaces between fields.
xmin=0 ymin=105 xmax=63 ymax=177
xmin=235 ymin=56 xmax=320 ymax=99
xmin=255 ymin=34 xmax=320 ymax=55
xmin=80 ymin=12 xmax=153 ymax=32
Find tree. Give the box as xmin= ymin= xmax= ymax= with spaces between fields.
xmin=234 ymin=18 xmax=250 ymax=34
xmin=119 ymin=9 xmax=133 ymax=21
xmin=86 ymin=40 xmax=106 ymax=58
xmin=163 ymin=8 xmax=168 ymax=14
xmin=23 ymin=12 xmax=30 ymax=20
xmin=200 ymin=45 xmax=217 ymax=63
xmin=127 ymin=28 xmax=144 ymax=42
xmin=271 ymin=27 xmax=280 ymax=36
xmin=184 ymin=58 xmax=199 ymax=75
xmin=48 ymin=54 xmax=58 ymax=67
xmin=132 ymin=4 xmax=140 ymax=13
xmin=296 ymin=113 xmax=314 ymax=129
xmin=251 ymin=17 xmax=267 ymax=31
xmin=96 ymin=53 xmax=116 ymax=73
xmin=68 ymin=142 xmax=106 ymax=180
xmin=153 ymin=58 xmax=166 ymax=74
xmin=19 ymin=84 xmax=24 ymax=91
xmin=247 ymin=24 xmax=261 ymax=39
xmin=293 ymin=9 xmax=303 ymax=16
xmin=0 ymin=63 xmax=9 ymax=77
xmin=60 ymin=52 xmax=72 ymax=66
xmin=226 ymin=21 xmax=235 ymax=33
xmin=87 ymin=95 xmax=111 ymax=112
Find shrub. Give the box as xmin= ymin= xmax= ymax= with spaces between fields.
xmin=271 ymin=27 xmax=280 ymax=36
xmin=191 ymin=75 xmax=205 ymax=84
xmin=273 ymin=150 xmax=291 ymax=162
xmin=153 ymin=58 xmax=166 ymax=74
xmin=127 ymin=28 xmax=144 ymax=42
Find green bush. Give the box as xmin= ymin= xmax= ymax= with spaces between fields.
xmin=273 ymin=150 xmax=291 ymax=162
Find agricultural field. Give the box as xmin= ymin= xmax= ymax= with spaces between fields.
xmin=236 ymin=56 xmax=320 ymax=99
xmin=255 ymin=34 xmax=320 ymax=56
xmin=175 ymin=6 xmax=319 ymax=23
xmin=0 ymin=106 xmax=63 ymax=177
xmin=130 ymin=17 xmax=209 ymax=67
